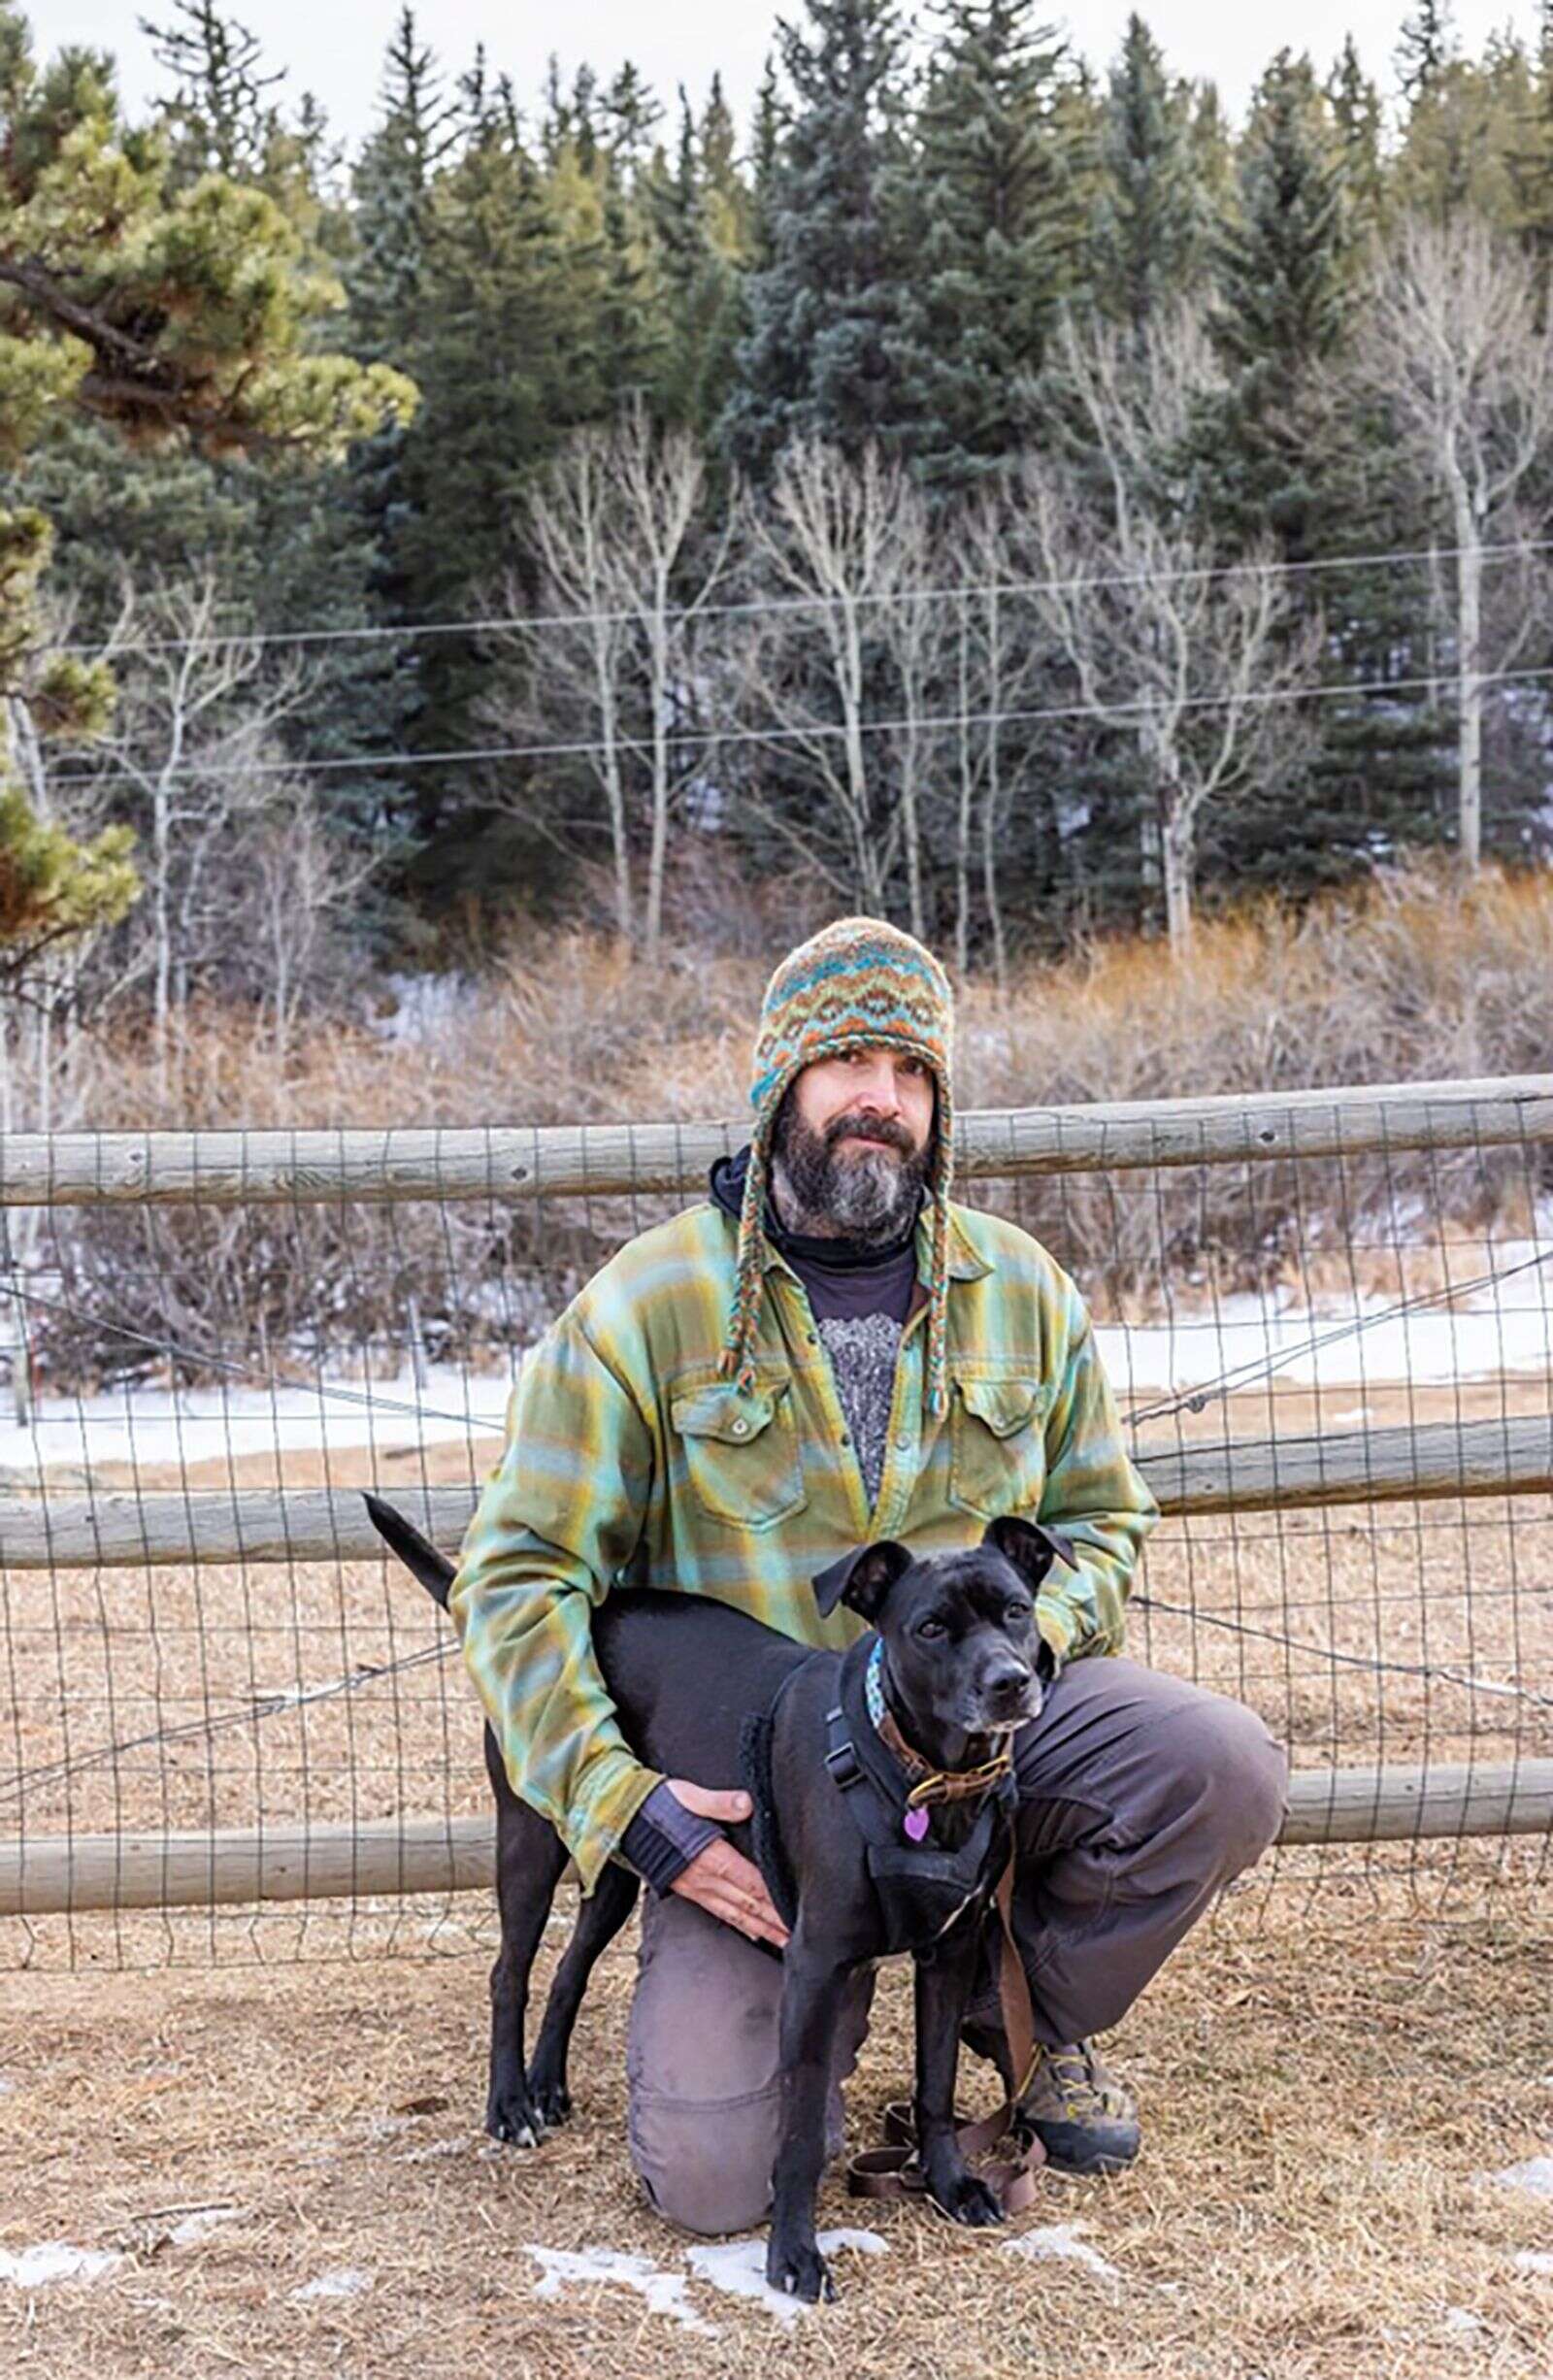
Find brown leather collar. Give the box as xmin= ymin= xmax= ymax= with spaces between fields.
xmin=874 ymin=1704 xmax=1014 ymax=1810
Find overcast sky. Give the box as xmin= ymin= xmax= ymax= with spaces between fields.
xmin=50 ymin=0 xmax=1544 ymax=160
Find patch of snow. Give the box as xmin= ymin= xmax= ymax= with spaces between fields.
xmin=1483 ymin=2153 xmax=1553 ymax=2199
xmin=1095 ymin=1267 xmax=1553 ymax=1397
xmin=291 ymin=2266 xmax=373 ymax=2302
xmin=1004 ymin=2222 xmax=1121 ymax=2285
xmin=0 ymin=2075 xmax=12 ymax=2096
xmin=1444 ymin=2306 xmax=1485 ymax=2334
xmin=166 ymin=2207 xmax=244 ymax=2245
xmin=0 ymin=2242 xmax=121 ymax=2287
xmin=1332 ymin=1406 xmax=1375 ymax=1425
xmin=0 ymin=1364 xmax=510 ymax=1477
xmin=1514 ymin=2251 xmax=1553 ymax=2275
xmin=399 ymin=2136 xmax=474 ymax=2163
xmin=370 ymin=972 xmax=481 ymax=1046
xmin=684 ymin=2229 xmax=887 ymax=2326
xmin=525 ymin=2245 xmax=715 ymax=2334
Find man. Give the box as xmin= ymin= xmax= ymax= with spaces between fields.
xmin=450 ymin=916 xmax=1287 ymax=2234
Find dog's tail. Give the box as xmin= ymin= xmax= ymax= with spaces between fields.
xmin=363 ymin=1493 xmax=457 ymax=1610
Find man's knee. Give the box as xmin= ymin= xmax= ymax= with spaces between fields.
xmin=1162 ymin=1694 xmax=1288 ymax=1876
xmin=628 ymin=2089 xmax=776 ymax=2237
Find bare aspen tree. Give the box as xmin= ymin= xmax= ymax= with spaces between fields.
xmin=873 ymin=477 xmax=950 ymax=942
xmin=1352 ymin=215 xmax=1553 ymax=872
xmin=947 ymin=490 xmax=1050 ymax=990
xmin=522 ymin=439 xmax=635 ymax=944
xmin=505 ymin=404 xmax=723 ymax=956
xmin=247 ymin=786 xmax=378 ymax=1075
xmin=1025 ymin=312 xmax=1314 ymax=956
xmin=730 ymin=441 xmax=923 ymax=917
xmin=105 ymin=574 xmax=310 ymax=1094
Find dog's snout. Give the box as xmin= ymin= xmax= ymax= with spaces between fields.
xmin=984 ymin=1659 xmax=1033 ymax=1709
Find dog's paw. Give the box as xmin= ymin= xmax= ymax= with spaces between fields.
xmin=484 ymin=2089 xmax=544 ymax=2149
xmin=765 ymin=2234 xmax=835 ymax=2304
xmin=529 ymin=2074 xmax=572 ymax=2131
xmin=931 ymin=2168 xmax=1006 ymax=2229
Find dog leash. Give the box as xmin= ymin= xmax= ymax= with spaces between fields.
xmin=844 ymin=1856 xmax=1045 ymax=2216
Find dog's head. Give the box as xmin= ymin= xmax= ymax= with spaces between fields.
xmin=811 ymin=1518 xmax=1075 ymax=1747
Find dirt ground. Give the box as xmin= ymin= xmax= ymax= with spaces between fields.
xmin=2 ymin=1360 xmax=1550 ymax=2374
xmin=1 ymin=1878 xmax=1550 ymax=2380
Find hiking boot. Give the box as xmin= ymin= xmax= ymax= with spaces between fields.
xmin=959 ymin=2001 xmax=1141 ymax=2176
xmin=1015 ymin=2039 xmax=1140 ymax=2176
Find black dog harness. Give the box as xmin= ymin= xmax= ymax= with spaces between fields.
xmin=739 ymin=1635 xmax=1017 ymax=1957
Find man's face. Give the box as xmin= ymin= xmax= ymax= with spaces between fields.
xmin=771 ymin=1045 xmax=936 ymax=1242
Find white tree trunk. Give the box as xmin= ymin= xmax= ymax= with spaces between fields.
xmin=1449 ymin=473 xmax=1484 ymax=872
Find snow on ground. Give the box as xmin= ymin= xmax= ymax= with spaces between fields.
xmin=685 ymin=2230 xmax=888 ymax=2327
xmin=524 ymin=2245 xmax=714 ymax=2334
xmin=1003 ymin=2222 xmax=1122 ymax=2285
xmin=290 ymin=2266 xmax=374 ymax=2302
xmin=0 ymin=2242 xmax=122 ymax=2287
xmin=1091 ymin=1272 xmax=1553 ymax=1401
xmin=1483 ymin=2152 xmax=1553 ymax=2199
xmin=1514 ymin=2251 xmax=1553 ymax=2275
xmin=0 ymin=1364 xmax=511 ymax=1477
xmin=1 ymin=1233 xmax=1547 ymax=1476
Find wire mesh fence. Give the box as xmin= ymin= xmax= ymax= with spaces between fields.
xmin=0 ymin=1080 xmax=1549 ymax=1973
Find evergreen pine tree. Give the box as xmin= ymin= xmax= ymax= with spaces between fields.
xmin=748 ymin=52 xmax=785 ymax=270
xmin=721 ymin=0 xmax=911 ymax=472
xmin=1328 ymin=35 xmax=1385 ymax=237
xmin=645 ymin=91 xmax=745 ymax=431
xmin=893 ymin=0 xmax=1077 ymax=489
xmin=137 ymin=0 xmax=284 ymax=182
xmin=0 ymin=0 xmax=410 ymax=965
xmin=1396 ymin=0 xmax=1455 ymax=105
xmin=1206 ymin=50 xmax=1350 ymax=551
xmin=1090 ymin=15 xmax=1204 ymax=336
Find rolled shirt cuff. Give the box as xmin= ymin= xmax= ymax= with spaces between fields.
xmin=618 ymin=1779 xmax=724 ymax=1896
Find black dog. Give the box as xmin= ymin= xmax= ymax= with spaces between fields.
xmin=366 ymin=1493 xmax=1072 ymax=2301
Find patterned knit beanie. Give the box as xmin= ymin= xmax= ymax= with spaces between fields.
xmin=719 ymin=916 xmax=956 ymax=1416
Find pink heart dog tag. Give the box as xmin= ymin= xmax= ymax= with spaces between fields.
xmin=903 ymin=1806 xmax=930 ymax=1842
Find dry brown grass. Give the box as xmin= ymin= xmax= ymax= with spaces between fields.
xmin=72 ymin=858 xmax=1553 ymax=1137
xmin=1 ymin=1884 xmax=1549 ymax=2379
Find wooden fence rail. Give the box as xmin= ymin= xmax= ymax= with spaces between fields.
xmin=2 ymin=1413 xmax=1551 ymax=1571
xmin=3 ymin=1074 xmax=1552 ymax=1207
xmin=3 ymin=1762 xmax=1550 ymax=1916
xmin=2 ymin=1085 xmax=1548 ymax=1924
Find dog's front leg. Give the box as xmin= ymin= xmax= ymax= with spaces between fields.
xmin=766 ymin=1937 xmax=852 ymax=2303
xmin=913 ymin=1934 xmax=1005 ymax=2228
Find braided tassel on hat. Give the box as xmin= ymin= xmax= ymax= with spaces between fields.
xmin=719 ymin=916 xmax=957 ymax=1416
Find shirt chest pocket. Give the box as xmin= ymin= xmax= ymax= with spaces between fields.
xmin=948 ymin=1376 xmax=1049 ymax=1521
xmin=670 ymin=1376 xmax=809 ymax=1531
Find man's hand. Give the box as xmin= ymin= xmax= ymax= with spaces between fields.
xmin=663 ymin=1779 xmax=790 ymax=1949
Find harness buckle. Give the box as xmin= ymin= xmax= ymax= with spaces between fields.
xmin=824 ymin=1707 xmax=862 ymax=1789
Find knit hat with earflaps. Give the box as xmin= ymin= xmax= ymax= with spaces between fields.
xmin=719 ymin=916 xmax=957 ymax=1417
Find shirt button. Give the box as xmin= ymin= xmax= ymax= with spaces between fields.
xmin=839 ymin=1433 xmax=851 ymax=1446
xmin=895 ymin=1432 xmax=909 ymax=1450
xmin=732 ymin=1418 xmax=748 ymax=1437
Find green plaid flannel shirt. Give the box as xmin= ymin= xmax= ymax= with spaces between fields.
xmin=450 ymin=1195 xmax=1157 ymax=1891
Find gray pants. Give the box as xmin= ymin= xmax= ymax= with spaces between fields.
xmin=626 ymin=1655 xmax=1288 ymax=2236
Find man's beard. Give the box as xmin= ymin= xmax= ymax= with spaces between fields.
xmin=769 ymin=1090 xmax=931 ymax=1246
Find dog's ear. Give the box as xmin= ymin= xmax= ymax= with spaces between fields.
xmin=811 ymin=1539 xmax=914 ymax=1624
xmin=982 ymin=1514 xmax=1078 ymax=1594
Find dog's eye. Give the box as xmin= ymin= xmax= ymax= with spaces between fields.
xmin=915 ymin=1618 xmax=946 ymax=1639
xmin=1005 ymin=1602 xmax=1033 ymax=1625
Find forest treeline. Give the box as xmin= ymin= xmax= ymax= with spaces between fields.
xmin=5 ymin=0 xmax=1553 ymax=1064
